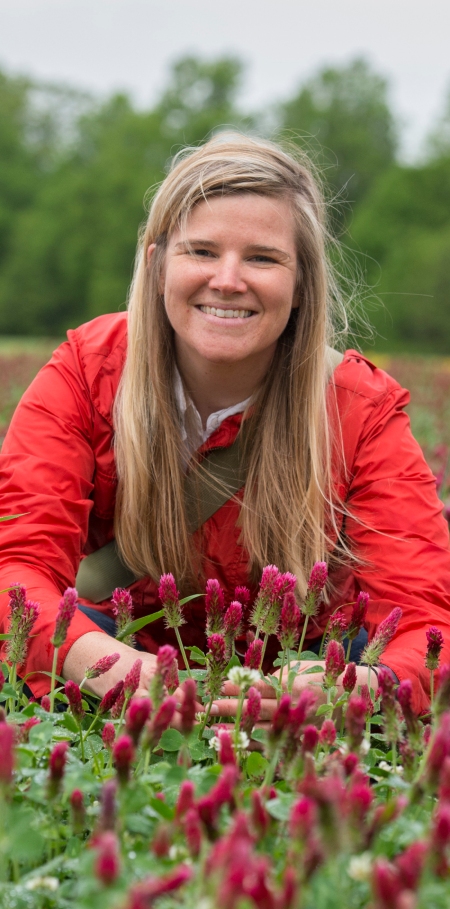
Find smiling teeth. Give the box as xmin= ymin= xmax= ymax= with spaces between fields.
xmin=199 ymin=306 xmax=253 ymax=319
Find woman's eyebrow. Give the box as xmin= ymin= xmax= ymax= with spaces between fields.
xmin=174 ymin=239 xmax=291 ymax=258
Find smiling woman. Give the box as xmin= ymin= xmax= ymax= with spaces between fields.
xmin=0 ymin=132 xmax=450 ymax=719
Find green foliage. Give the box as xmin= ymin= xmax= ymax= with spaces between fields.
xmin=0 ymin=53 xmax=450 ymax=351
xmin=278 ymin=58 xmax=398 ymax=212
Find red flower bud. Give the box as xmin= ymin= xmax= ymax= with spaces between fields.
xmin=323 ymin=640 xmax=346 ymax=688
xmin=184 ymin=807 xmax=202 ymax=857
xmin=99 ymin=779 xmax=117 ymax=831
xmin=205 ymin=578 xmax=226 ymax=636
xmin=218 ymin=729 xmax=236 ymax=766
xmin=98 ymin=680 xmax=124 ymax=716
xmin=123 ymin=659 xmax=142 ymax=700
xmin=0 ymin=723 xmax=15 ymax=786
xmin=125 ymin=697 xmax=152 ymax=745
xmin=425 ymin=626 xmax=444 ymax=671
xmin=65 ymin=680 xmax=85 ymax=721
xmin=40 ymin=695 xmax=51 ymax=712
xmin=112 ymin=734 xmax=135 ymax=783
xmin=48 ymin=740 xmax=69 ymax=795
xmin=152 ymin=822 xmax=172 ymax=858
xmin=101 ymin=722 xmax=115 ymax=749
xmin=147 ymin=696 xmax=177 ymax=749
xmin=342 ymin=662 xmax=357 ymax=693
xmin=290 ymin=796 xmax=316 ymax=840
xmin=241 ymin=686 xmax=261 ymax=736
xmin=244 ymin=638 xmax=263 ymax=671
xmin=126 ymin=865 xmax=192 ymax=908
xmin=345 ymin=695 xmax=366 ymax=751
xmin=84 ymin=652 xmax=121 ymax=680
xmin=175 ymin=780 xmax=195 ymax=819
xmin=94 ymin=831 xmax=121 ymax=886
xmin=70 ymin=788 xmax=85 ymax=831
xmin=250 ymin=789 xmax=270 ymax=837
xmin=319 ymin=719 xmax=336 ymax=747
xmin=180 ymin=678 xmax=197 ymax=735
xmin=51 ymin=588 xmax=77 ymax=649
xmin=302 ymin=724 xmax=319 ymax=754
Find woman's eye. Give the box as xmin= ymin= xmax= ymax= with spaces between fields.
xmin=191 ymin=248 xmax=213 ymax=258
xmin=251 ymin=255 xmax=275 ymax=264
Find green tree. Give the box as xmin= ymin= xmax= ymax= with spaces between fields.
xmin=278 ymin=58 xmax=398 ymax=217
xmin=350 ymin=157 xmax=450 ymax=352
xmin=0 ymin=56 xmax=247 ymax=335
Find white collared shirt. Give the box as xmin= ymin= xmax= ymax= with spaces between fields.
xmin=174 ymin=370 xmax=251 ymax=463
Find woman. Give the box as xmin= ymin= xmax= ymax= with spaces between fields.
xmin=0 ymin=133 xmax=449 ymax=717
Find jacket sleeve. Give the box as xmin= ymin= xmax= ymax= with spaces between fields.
xmin=0 ymin=333 xmax=108 ymax=696
xmin=338 ymin=358 xmax=450 ymax=714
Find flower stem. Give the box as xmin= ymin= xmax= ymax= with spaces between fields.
xmin=7 ymin=663 xmax=17 ymax=715
xmin=277 ymin=651 xmax=286 ymax=704
xmin=345 ymin=638 xmax=352 ymax=663
xmin=198 ymin=697 xmax=214 ymax=740
xmin=262 ymin=748 xmax=280 ymax=790
xmin=175 ymin=627 xmax=192 ymax=678
xmin=234 ymin=691 xmax=245 ymax=748
xmin=430 ymin=670 xmax=434 ymax=706
xmin=260 ymin=632 xmax=270 ymax=668
xmin=297 ymin=616 xmax=310 ymax=658
xmin=49 ymin=647 xmax=59 ymax=713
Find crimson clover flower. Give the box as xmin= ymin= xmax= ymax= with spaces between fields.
xmin=397 ymin=679 xmax=421 ymax=744
xmin=345 ymin=694 xmax=367 ymax=751
xmin=319 ymin=719 xmax=337 ymax=747
xmin=125 ymin=697 xmax=152 ymax=745
xmin=159 ymin=573 xmax=184 ymax=629
xmin=180 ymin=678 xmax=197 ymax=735
xmin=361 ymin=607 xmax=402 ymax=667
xmin=250 ymin=565 xmax=281 ymax=631
xmin=204 ymin=633 xmax=227 ymax=701
xmin=426 ymin=626 xmax=444 ymax=671
xmin=6 ymin=597 xmax=40 ymax=666
xmin=342 ymin=662 xmax=357 ymax=693
xmin=323 ymin=640 xmax=346 ymax=689
xmin=234 ymin=585 xmax=251 ymax=607
xmin=184 ymin=808 xmax=202 ymax=858
xmin=98 ymin=680 xmax=124 ymax=716
xmin=83 ymin=652 xmax=120 ymax=680
xmin=326 ymin=610 xmax=347 ymax=645
xmin=435 ymin=664 xmax=450 ymax=717
xmin=40 ymin=695 xmax=51 ymax=712
xmin=123 ymin=659 xmax=142 ymax=700
xmin=51 ymin=588 xmax=77 ymax=649
xmin=111 ymin=587 xmax=135 ymax=645
xmin=48 ymin=741 xmax=69 ymax=797
xmin=303 ymin=561 xmax=328 ymax=618
xmin=101 ymin=722 xmax=116 ymax=750
xmin=377 ymin=667 xmax=401 ymax=745
xmin=205 ymin=579 xmax=226 ymax=636
xmin=98 ymin=779 xmax=117 ymax=832
xmin=244 ymin=638 xmax=263 ymax=671
xmin=302 ymin=724 xmax=319 ymax=754
xmin=70 ymin=789 xmax=86 ymax=833
xmin=347 ymin=591 xmax=369 ymax=641
xmin=94 ymin=831 xmax=121 ymax=886
xmin=278 ymin=591 xmax=301 ymax=651
xmin=146 ymin=696 xmax=177 ymax=750
xmin=290 ymin=796 xmax=317 ymax=841
xmin=64 ymin=680 xmax=84 ymax=721
xmin=0 ymin=723 xmax=15 ymax=787
xmin=175 ymin=780 xmax=195 ymax=819
xmin=125 ymin=865 xmax=192 ymax=909
xmin=241 ymin=686 xmax=262 ymax=736
xmin=112 ymin=734 xmax=135 ymax=784
xmin=223 ymin=601 xmax=243 ymax=658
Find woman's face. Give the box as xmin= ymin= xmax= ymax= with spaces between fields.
xmin=157 ymin=193 xmax=299 ymax=377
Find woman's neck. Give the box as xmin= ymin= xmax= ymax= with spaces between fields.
xmin=176 ymin=351 xmax=271 ymax=428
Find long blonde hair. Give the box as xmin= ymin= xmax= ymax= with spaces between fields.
xmin=114 ymin=133 xmax=348 ymax=595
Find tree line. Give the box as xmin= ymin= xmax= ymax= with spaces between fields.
xmin=0 ymin=55 xmax=449 ymax=352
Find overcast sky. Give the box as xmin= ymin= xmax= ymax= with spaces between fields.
xmin=1 ymin=0 xmax=449 ymax=159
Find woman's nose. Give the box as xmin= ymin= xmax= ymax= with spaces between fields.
xmin=208 ymin=256 xmax=247 ymax=295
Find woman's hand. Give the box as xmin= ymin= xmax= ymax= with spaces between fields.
xmin=62 ymin=631 xmax=203 ymax=716
xmin=211 ymin=661 xmax=371 ymax=724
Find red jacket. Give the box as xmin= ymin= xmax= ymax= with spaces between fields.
xmin=1 ymin=312 xmax=450 ymax=712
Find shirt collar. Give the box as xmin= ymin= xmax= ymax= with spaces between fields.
xmin=174 ymin=368 xmax=252 ymax=459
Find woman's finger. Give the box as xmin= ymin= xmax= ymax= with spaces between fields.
xmin=211 ymin=697 xmax=285 ymax=722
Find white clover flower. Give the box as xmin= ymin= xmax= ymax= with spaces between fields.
xmin=227 ymin=666 xmax=260 ymax=689
xmin=348 ymin=852 xmax=372 ymax=882
xmin=360 ymin=738 xmax=370 ymax=755
xmin=235 ymin=731 xmax=250 ymax=752
xmin=378 ymin=760 xmax=392 ymax=773
xmin=128 ymin=850 xmax=137 ymax=860
xmin=25 ymin=877 xmax=59 ymax=892
xmin=209 ymin=735 xmax=221 ymax=752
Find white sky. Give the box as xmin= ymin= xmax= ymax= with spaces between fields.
xmin=1 ymin=0 xmax=449 ymax=159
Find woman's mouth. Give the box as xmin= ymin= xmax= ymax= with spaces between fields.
xmin=198 ymin=305 xmax=254 ymax=319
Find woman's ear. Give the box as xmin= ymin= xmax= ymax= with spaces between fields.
xmin=147 ymin=243 xmax=156 ymax=265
